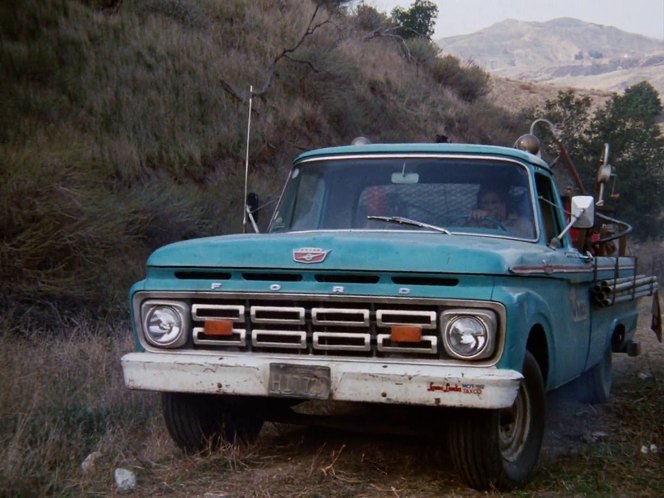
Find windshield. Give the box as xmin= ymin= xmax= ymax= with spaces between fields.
xmin=269 ymin=156 xmax=536 ymax=240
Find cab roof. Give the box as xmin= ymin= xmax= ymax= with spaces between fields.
xmin=294 ymin=142 xmax=551 ymax=171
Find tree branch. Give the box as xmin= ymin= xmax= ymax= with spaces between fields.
xmin=219 ymin=4 xmax=330 ymax=103
xmin=362 ymin=26 xmax=412 ymax=61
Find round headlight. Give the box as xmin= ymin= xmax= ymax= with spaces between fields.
xmin=142 ymin=302 xmax=188 ymax=348
xmin=442 ymin=312 xmax=496 ymax=360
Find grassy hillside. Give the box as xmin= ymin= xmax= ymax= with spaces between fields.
xmin=1 ymin=4 xmax=663 ymax=496
xmin=0 ymin=0 xmax=523 ymax=328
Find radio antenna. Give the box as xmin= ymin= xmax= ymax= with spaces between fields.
xmin=243 ymin=85 xmax=253 ymax=233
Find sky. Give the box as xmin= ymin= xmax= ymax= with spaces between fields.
xmin=368 ymin=0 xmax=664 ymax=41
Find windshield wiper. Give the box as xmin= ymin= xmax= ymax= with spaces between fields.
xmin=366 ymin=215 xmax=451 ymax=234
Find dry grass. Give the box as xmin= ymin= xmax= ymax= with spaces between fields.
xmin=1 ymin=300 xmax=662 ymax=496
xmin=0 ymin=0 xmax=537 ymax=327
xmin=0 ymin=321 xmax=160 ymax=496
xmin=488 ymin=77 xmax=613 ymax=115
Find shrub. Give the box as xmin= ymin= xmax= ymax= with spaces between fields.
xmin=353 ymin=3 xmax=390 ymax=32
xmin=430 ymin=55 xmax=492 ymax=102
xmin=404 ymin=37 xmax=439 ymax=67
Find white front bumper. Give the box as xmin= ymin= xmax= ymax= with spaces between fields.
xmin=121 ymin=352 xmax=522 ymax=409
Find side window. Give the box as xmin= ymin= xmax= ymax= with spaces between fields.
xmin=535 ymin=173 xmax=563 ymax=243
xmin=291 ymin=173 xmax=325 ymax=230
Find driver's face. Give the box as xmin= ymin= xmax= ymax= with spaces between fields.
xmin=479 ymin=192 xmax=507 ymax=220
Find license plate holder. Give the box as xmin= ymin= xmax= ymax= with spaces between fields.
xmin=268 ymin=363 xmax=331 ymax=399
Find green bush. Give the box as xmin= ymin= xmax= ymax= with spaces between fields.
xmin=404 ymin=37 xmax=439 ymax=67
xmin=431 ymin=55 xmax=491 ymax=102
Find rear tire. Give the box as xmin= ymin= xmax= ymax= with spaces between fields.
xmin=161 ymin=392 xmax=264 ymax=453
xmin=448 ymin=351 xmax=545 ymax=491
xmin=572 ymin=347 xmax=613 ymax=404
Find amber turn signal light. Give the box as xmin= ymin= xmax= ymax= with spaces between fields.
xmin=390 ymin=325 xmax=422 ymax=343
xmin=204 ymin=319 xmax=234 ymax=336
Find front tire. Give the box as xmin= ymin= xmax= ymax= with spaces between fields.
xmin=448 ymin=351 xmax=545 ymax=491
xmin=161 ymin=392 xmax=264 ymax=453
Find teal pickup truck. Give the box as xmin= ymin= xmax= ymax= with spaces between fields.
xmin=122 ymin=134 xmax=659 ymax=490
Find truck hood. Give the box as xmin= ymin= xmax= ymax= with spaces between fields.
xmin=147 ymin=231 xmax=550 ymax=275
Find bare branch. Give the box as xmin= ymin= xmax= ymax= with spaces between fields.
xmin=219 ymin=78 xmax=248 ymax=105
xmin=219 ymin=4 xmax=331 ymax=103
xmin=362 ymin=27 xmax=412 ymax=61
xmin=284 ymin=54 xmax=320 ymax=73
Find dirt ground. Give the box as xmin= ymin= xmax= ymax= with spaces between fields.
xmin=132 ymin=304 xmax=663 ymax=497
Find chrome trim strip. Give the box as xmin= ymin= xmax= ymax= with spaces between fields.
xmin=313 ymin=332 xmax=371 ymax=351
xmin=191 ymin=304 xmax=245 ymax=321
xmin=296 ymin=153 xmax=548 ymax=171
xmin=376 ymin=334 xmax=438 ymax=354
xmin=312 ymin=308 xmax=370 ymax=327
xmin=193 ymin=327 xmax=247 ymax=347
xmin=510 ymin=264 xmax=635 ymax=275
xmin=251 ymin=329 xmax=307 ymax=349
xmin=250 ymin=306 xmax=305 ymax=324
xmin=136 ymin=291 xmax=501 ymax=308
xmin=376 ymin=309 xmax=437 ymax=329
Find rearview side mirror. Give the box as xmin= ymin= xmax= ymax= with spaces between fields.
xmin=571 ymin=195 xmax=594 ymax=229
xmin=550 ymin=195 xmax=595 ymax=248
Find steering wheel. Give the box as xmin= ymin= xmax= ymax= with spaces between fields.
xmin=476 ymin=216 xmax=508 ymax=231
xmin=449 ymin=214 xmax=507 ymax=232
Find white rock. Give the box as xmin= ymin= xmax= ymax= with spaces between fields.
xmin=81 ymin=451 xmax=102 ymax=474
xmin=650 ymin=444 xmax=659 ymax=454
xmin=641 ymin=445 xmax=649 ymax=454
xmin=114 ymin=468 xmax=137 ymax=493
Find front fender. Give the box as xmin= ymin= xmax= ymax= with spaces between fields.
xmin=494 ymin=286 xmax=554 ymax=376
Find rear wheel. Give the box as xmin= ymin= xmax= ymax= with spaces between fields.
xmin=448 ymin=351 xmax=545 ymax=491
xmin=161 ymin=392 xmax=264 ymax=453
xmin=572 ymin=347 xmax=613 ymax=404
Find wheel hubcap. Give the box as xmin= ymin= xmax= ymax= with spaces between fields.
xmin=498 ymin=382 xmax=531 ymax=461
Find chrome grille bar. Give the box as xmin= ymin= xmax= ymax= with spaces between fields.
xmin=193 ymin=327 xmax=246 ymax=347
xmin=251 ymin=329 xmax=307 ymax=349
xmin=376 ymin=334 xmax=438 ymax=354
xmin=311 ymin=308 xmax=370 ymax=327
xmin=191 ymin=304 xmax=245 ymax=322
xmin=376 ymin=310 xmax=437 ymax=329
xmin=250 ymin=306 xmax=305 ymax=324
xmin=313 ymin=332 xmax=371 ymax=351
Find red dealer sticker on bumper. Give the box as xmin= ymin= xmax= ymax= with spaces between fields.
xmin=427 ymin=382 xmax=484 ymax=395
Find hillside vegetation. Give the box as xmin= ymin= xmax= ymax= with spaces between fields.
xmin=1 ymin=0 xmax=519 ymax=328
xmin=1 ymin=3 xmax=664 ymax=496
xmin=2 ymin=1 xmax=662 ymax=330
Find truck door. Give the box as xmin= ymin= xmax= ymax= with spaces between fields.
xmin=535 ymin=173 xmax=592 ymax=384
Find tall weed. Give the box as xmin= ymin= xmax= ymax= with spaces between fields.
xmin=0 ymin=322 xmax=160 ymax=496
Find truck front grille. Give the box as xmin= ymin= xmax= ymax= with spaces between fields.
xmin=189 ymin=298 xmax=448 ymax=359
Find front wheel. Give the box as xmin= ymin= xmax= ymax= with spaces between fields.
xmin=448 ymin=351 xmax=545 ymax=491
xmin=161 ymin=392 xmax=264 ymax=453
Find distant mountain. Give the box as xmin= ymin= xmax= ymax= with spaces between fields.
xmin=437 ymin=18 xmax=664 ymax=97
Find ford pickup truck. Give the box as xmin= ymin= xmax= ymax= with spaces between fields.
xmin=122 ymin=134 xmax=659 ymax=490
